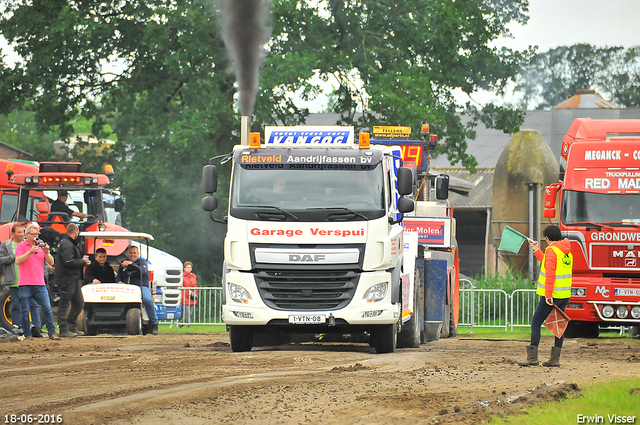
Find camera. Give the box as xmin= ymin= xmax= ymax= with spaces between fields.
xmin=34 ymin=237 xmax=46 ymax=248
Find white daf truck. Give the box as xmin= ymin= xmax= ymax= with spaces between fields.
xmin=203 ymin=125 xmax=459 ymax=353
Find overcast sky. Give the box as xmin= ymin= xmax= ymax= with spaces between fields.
xmin=2 ymin=1 xmax=639 ymax=111
xmin=497 ymin=0 xmax=640 ymax=51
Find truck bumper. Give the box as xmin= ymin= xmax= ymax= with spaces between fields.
xmin=222 ymin=269 xmax=399 ymax=326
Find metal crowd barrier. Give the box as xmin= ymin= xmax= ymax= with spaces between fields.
xmin=459 ymin=278 xmax=538 ymax=333
xmin=159 ymin=287 xmax=224 ymax=326
xmin=161 ymin=283 xmax=626 ymax=335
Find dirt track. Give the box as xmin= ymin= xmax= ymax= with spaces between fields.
xmin=1 ymin=332 xmax=639 ymax=425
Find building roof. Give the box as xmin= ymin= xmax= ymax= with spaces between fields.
xmin=0 ymin=140 xmax=32 ymax=159
xmin=431 ymin=167 xmax=494 ymax=209
xmin=553 ymin=89 xmax=618 ymax=109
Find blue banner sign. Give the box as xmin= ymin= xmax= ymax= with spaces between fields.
xmin=265 ymin=126 xmax=355 ymax=146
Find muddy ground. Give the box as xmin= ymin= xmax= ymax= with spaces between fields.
xmin=1 ymin=332 xmax=639 ymax=425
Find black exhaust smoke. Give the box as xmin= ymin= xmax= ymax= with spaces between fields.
xmin=221 ymin=0 xmax=272 ymax=117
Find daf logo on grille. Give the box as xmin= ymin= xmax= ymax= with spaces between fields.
xmin=289 ymin=254 xmax=325 ymax=262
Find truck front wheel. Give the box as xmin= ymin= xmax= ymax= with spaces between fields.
xmin=229 ymin=325 xmax=253 ymax=352
xmin=373 ymin=323 xmax=397 ymax=354
xmin=565 ymin=321 xmax=599 ymax=338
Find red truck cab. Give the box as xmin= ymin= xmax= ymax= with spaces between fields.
xmin=544 ymin=118 xmax=640 ymax=337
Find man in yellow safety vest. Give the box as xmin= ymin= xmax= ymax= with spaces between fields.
xmin=519 ymin=225 xmax=573 ymax=367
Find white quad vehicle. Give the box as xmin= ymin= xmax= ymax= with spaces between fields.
xmin=80 ymin=231 xmax=156 ymax=335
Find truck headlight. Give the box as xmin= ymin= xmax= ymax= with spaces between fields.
xmin=616 ymin=306 xmax=629 ymax=319
xmin=228 ymin=283 xmax=252 ymax=304
xmin=362 ymin=283 xmax=388 ymax=303
xmin=152 ymin=294 xmax=162 ymax=303
xmin=571 ymin=287 xmax=586 ymax=297
xmin=602 ymin=305 xmax=615 ymax=318
xmin=631 ymin=306 xmax=640 ymax=319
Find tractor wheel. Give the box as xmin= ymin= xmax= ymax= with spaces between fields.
xmin=1 ymin=289 xmax=13 ymax=330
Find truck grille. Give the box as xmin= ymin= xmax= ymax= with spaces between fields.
xmin=255 ymin=270 xmax=359 ymax=311
xmin=592 ymin=245 xmax=640 ymax=270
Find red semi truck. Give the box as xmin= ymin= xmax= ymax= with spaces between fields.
xmin=544 ymin=118 xmax=640 ymax=337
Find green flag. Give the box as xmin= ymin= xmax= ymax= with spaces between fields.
xmin=498 ymin=226 xmax=530 ymax=253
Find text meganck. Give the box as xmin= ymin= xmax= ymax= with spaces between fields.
xmin=584 ymin=150 xmax=621 ymax=160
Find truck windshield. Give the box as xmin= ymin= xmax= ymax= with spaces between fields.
xmin=561 ymin=190 xmax=640 ymax=225
xmin=230 ymin=165 xmax=385 ymax=212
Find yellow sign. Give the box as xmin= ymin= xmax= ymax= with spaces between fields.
xmin=372 ymin=126 xmax=412 ymax=139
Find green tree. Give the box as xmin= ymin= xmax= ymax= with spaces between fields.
xmin=0 ymin=109 xmax=57 ymax=159
xmin=0 ymin=0 xmax=531 ymax=278
xmin=256 ymin=0 xmax=530 ymax=169
xmin=0 ymin=0 xmax=235 ymax=279
xmin=514 ymin=44 xmax=640 ymax=109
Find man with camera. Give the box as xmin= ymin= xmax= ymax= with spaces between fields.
xmin=0 ymin=224 xmax=44 ymax=337
xmin=15 ymin=223 xmax=59 ymax=340
xmin=54 ymin=223 xmax=90 ymax=337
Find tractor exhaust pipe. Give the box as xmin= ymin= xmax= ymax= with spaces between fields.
xmin=241 ymin=115 xmax=251 ymax=146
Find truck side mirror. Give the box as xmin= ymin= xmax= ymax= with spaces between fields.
xmin=435 ymin=174 xmax=449 ymax=200
xmin=397 ymin=167 xmax=413 ymax=196
xmin=398 ymin=196 xmax=414 ymax=213
xmin=543 ymin=183 xmax=561 ymax=219
xmin=202 ymin=165 xmax=218 ymax=194
xmin=202 ymin=195 xmax=218 ymax=212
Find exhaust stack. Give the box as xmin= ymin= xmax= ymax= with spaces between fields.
xmin=241 ymin=116 xmax=251 ymax=146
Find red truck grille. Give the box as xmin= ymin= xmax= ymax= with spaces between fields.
xmin=591 ymin=245 xmax=640 ymax=269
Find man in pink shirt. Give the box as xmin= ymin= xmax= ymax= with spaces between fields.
xmin=16 ymin=223 xmax=60 ymax=340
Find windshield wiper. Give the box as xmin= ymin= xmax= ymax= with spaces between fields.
xmin=600 ymin=221 xmax=640 ymax=229
xmin=252 ymin=205 xmax=299 ymax=220
xmin=307 ymin=207 xmax=368 ymax=220
xmin=566 ymin=222 xmax=607 ymax=230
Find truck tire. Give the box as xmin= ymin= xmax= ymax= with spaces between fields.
xmin=373 ymin=323 xmax=397 ymax=354
xmin=229 ymin=325 xmax=253 ymax=352
xmin=629 ymin=326 xmax=640 ymax=338
xmin=564 ymin=321 xmax=599 ymax=338
xmin=397 ymin=266 xmax=422 ymax=348
xmin=126 ymin=308 xmax=142 ymax=335
xmin=1 ymin=289 xmax=13 ymax=330
xmin=441 ymin=305 xmax=450 ymax=338
xmin=448 ymin=306 xmax=457 ymax=337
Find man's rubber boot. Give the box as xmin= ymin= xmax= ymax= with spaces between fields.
xmin=542 ymin=347 xmax=562 ymax=367
xmin=69 ymin=326 xmax=84 ymax=336
xmin=517 ymin=345 xmax=539 ymax=366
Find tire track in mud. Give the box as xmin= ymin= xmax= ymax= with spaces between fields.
xmin=0 ymin=358 xmax=120 ymax=373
